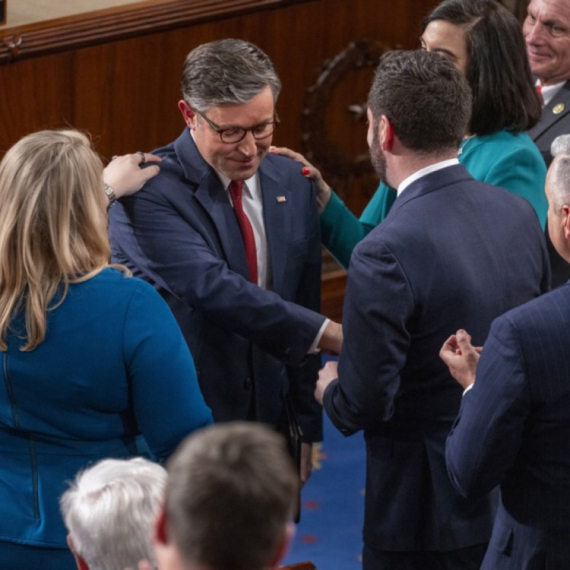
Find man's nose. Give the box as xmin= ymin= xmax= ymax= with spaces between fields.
xmin=525 ymin=21 xmax=543 ymax=45
xmin=237 ymin=131 xmax=257 ymax=156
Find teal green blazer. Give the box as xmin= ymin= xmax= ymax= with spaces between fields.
xmin=321 ymin=130 xmax=547 ymax=268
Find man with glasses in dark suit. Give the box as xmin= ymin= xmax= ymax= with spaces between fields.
xmin=109 ymin=39 xmax=342 ymax=483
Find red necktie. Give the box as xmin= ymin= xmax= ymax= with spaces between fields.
xmin=536 ymin=84 xmax=544 ymax=106
xmin=228 ymin=180 xmax=258 ymax=284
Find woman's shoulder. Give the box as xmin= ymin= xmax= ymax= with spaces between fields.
xmin=461 ymin=130 xmax=544 ymax=170
xmin=68 ymin=267 xmax=161 ymax=307
xmin=467 ymin=130 xmax=540 ymax=156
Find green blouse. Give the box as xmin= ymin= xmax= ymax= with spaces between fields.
xmin=320 ymin=130 xmax=547 ymax=269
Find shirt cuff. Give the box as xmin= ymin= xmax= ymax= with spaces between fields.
xmin=308 ymin=318 xmax=330 ymax=354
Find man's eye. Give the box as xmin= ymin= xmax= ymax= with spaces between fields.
xmin=253 ymin=124 xmax=271 ymax=135
xmin=222 ymin=128 xmax=241 ymax=137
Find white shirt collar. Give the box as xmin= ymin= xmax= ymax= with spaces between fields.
xmin=536 ymin=80 xmax=566 ymax=106
xmin=215 ymin=169 xmax=258 ymax=199
xmin=397 ymin=158 xmax=459 ymax=196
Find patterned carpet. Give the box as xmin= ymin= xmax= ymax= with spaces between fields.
xmin=283 ymin=413 xmax=366 ymax=569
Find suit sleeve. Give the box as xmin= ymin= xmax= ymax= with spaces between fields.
xmin=123 ymin=280 xmax=213 ymax=463
xmin=323 ymin=238 xmax=414 ymax=435
xmin=445 ymin=315 xmax=530 ymax=498
xmin=320 ymin=183 xmax=396 ymax=269
xmin=286 ymin=180 xmax=323 ymax=442
xmin=109 ymin=177 xmax=325 ymax=368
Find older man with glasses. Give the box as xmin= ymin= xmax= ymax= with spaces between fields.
xmin=109 ymin=39 xmax=342 ymax=485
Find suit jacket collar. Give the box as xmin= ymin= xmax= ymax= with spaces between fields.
xmin=528 ymin=79 xmax=570 ymax=141
xmin=389 ymin=163 xmax=473 ymax=217
xmin=173 ymin=129 xmax=250 ymax=279
xmin=171 ymin=129 xmax=289 ymax=291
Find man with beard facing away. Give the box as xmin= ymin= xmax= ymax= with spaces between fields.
xmin=315 ymin=50 xmax=550 ymax=570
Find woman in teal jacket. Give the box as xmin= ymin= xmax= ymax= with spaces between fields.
xmin=273 ymin=0 xmax=546 ymax=269
xmin=0 ymin=130 xmax=213 ymax=569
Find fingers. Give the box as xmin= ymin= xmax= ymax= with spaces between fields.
xmin=104 ymin=152 xmax=161 ymax=199
xmin=139 ymin=152 xmax=162 ymax=165
xmin=139 ymin=164 xmax=160 ymax=184
xmin=269 ymin=145 xmax=305 ymax=163
xmin=455 ymin=329 xmax=474 ymax=354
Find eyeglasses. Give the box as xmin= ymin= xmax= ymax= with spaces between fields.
xmin=196 ymin=109 xmax=280 ymax=144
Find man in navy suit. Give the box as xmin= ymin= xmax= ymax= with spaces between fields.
xmin=315 ymin=50 xmax=550 ymax=569
xmin=441 ymin=135 xmax=570 ymax=569
xmin=109 ymin=39 xmax=341 ymax=482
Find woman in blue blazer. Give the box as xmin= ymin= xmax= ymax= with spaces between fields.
xmin=0 ymin=129 xmax=213 ymax=569
xmin=272 ymin=0 xmax=547 ymax=269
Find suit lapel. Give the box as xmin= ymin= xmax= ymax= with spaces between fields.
xmin=259 ymin=159 xmax=289 ymax=295
xmin=528 ymin=80 xmax=570 ymax=141
xmin=174 ymin=130 xmax=250 ymax=279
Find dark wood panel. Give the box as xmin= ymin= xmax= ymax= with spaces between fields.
xmin=0 ymin=0 xmax=306 ymax=63
xmin=0 ymin=0 xmax=439 ymax=316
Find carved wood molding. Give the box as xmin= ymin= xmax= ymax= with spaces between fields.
xmin=0 ymin=0 xmax=310 ymax=64
xmin=302 ymin=40 xmax=390 ymax=199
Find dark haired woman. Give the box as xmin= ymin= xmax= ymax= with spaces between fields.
xmin=272 ymin=0 xmax=547 ymax=269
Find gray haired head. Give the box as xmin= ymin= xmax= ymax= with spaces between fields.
xmin=551 ymin=135 xmax=570 ymax=158
xmin=548 ymin=135 xmax=570 ymax=213
xmin=60 ymin=457 xmax=167 ymax=570
xmin=182 ymin=39 xmax=281 ymax=112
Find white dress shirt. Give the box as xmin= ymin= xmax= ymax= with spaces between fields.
xmin=397 ymin=158 xmax=460 ymax=197
xmin=215 ymin=170 xmax=328 ymax=352
xmin=536 ymin=80 xmax=565 ymax=106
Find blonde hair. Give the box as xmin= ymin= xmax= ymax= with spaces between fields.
xmin=0 ymin=129 xmax=111 ymax=351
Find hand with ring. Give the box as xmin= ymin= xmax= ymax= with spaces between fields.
xmin=104 ymin=152 xmax=162 ymax=199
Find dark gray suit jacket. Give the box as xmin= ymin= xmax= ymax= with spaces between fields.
xmin=529 ymin=80 xmax=570 ymax=288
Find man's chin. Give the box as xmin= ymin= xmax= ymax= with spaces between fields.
xmin=223 ymin=159 xmax=263 ymax=180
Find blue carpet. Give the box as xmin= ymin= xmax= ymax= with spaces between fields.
xmin=283 ymin=413 xmax=366 ymax=569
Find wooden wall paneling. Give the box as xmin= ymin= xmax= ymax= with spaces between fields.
xmin=0 ymin=0 xmax=442 ymax=319
xmin=0 ymin=51 xmax=75 ymax=153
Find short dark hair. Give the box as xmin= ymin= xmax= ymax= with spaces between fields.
xmin=424 ymin=0 xmax=541 ymax=135
xmin=165 ymin=422 xmax=298 ymax=570
xmin=182 ymin=39 xmax=281 ymax=112
xmin=368 ymin=50 xmax=471 ymax=154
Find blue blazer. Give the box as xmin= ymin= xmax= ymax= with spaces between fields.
xmin=109 ymin=130 xmax=325 ymax=441
xmin=0 ymin=269 xmax=212 ymax=556
xmin=323 ymin=164 xmax=550 ymax=551
xmin=446 ymin=283 xmax=570 ymax=568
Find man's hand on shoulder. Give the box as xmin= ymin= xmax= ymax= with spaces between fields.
xmin=439 ymin=329 xmax=481 ymax=390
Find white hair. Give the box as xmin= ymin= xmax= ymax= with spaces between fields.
xmin=60 ymin=457 xmax=167 ymax=570
xmin=549 ymin=135 xmax=570 ymax=213
xmin=551 ymin=134 xmax=570 ymax=158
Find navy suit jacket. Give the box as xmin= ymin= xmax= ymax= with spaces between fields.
xmin=529 ymin=80 xmax=570 ymax=288
xmin=109 ymin=129 xmax=325 ymax=441
xmin=446 ymin=284 xmax=570 ymax=569
xmin=528 ymin=80 xmax=570 ymax=168
xmin=324 ymin=164 xmax=550 ymax=551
